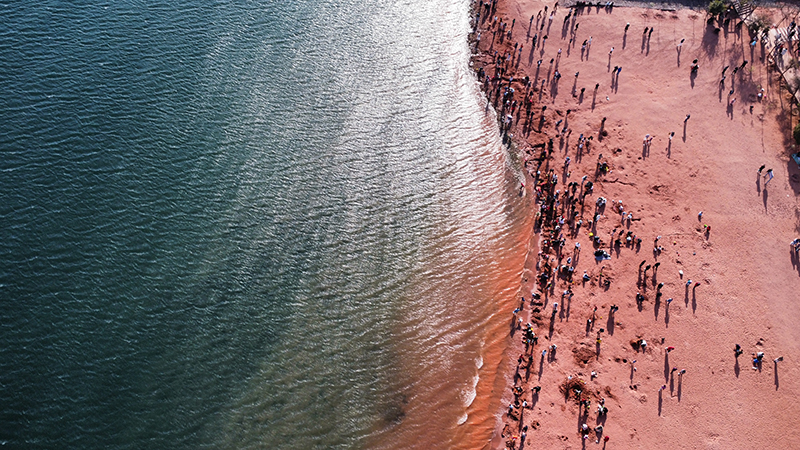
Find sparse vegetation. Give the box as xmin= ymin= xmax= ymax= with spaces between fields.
xmin=748 ymin=13 xmax=771 ymax=35
xmin=792 ymin=121 xmax=800 ymax=145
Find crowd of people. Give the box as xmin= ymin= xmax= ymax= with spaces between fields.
xmin=472 ymin=0 xmax=791 ymax=447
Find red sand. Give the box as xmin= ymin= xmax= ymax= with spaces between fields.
xmin=471 ymin=1 xmax=800 ymax=448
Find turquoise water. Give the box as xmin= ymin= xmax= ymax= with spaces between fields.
xmin=0 ymin=1 xmax=529 ymax=448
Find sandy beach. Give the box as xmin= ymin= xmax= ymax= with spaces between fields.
xmin=471 ymin=0 xmax=800 ymax=448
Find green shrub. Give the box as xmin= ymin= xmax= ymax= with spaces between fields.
xmin=793 ymin=122 xmax=800 ymax=146
xmin=708 ymin=0 xmax=726 ymax=17
xmin=749 ymin=14 xmax=770 ymax=35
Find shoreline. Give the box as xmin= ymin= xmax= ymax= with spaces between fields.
xmin=470 ymin=0 xmax=800 ymax=448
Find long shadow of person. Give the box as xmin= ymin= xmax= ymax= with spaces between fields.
xmin=658 ymin=389 xmax=663 ymax=416
xmin=538 ymin=352 xmax=546 ymax=380
xmin=596 ymin=409 xmax=607 ymax=426
xmin=682 ymin=120 xmax=687 ymax=142
xmin=550 ymin=77 xmax=560 ymax=100
xmin=791 ymin=248 xmax=800 ymax=275
xmin=654 ymin=294 xmax=660 ymax=319
xmin=684 ymin=284 xmax=690 ymax=307
xmin=762 ymin=187 xmax=768 ymax=213
xmin=775 ymin=361 xmax=780 ymax=390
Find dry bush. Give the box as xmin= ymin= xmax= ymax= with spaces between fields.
xmin=572 ymin=345 xmax=596 ymax=366
xmin=559 ymin=377 xmax=586 ymax=403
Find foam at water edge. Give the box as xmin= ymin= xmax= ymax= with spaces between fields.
xmin=457 ymin=372 xmax=480 ymax=424
xmin=460 ymin=372 xmax=480 ymax=408
xmin=457 ymin=346 xmax=484 ymax=424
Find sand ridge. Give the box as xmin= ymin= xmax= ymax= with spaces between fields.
xmin=472 ymin=0 xmax=800 ymax=448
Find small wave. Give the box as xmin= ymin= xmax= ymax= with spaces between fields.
xmin=475 ymin=355 xmax=483 ymax=369
xmin=457 ymin=413 xmax=468 ymax=425
xmin=461 ymin=373 xmax=479 ymax=408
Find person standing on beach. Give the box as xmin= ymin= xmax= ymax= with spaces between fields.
xmin=765 ymin=168 xmax=774 ymax=186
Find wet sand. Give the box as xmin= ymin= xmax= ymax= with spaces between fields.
xmin=472 ymin=0 xmax=800 ymax=448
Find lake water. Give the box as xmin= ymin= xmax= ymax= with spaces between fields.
xmin=0 ymin=1 xmax=531 ymax=448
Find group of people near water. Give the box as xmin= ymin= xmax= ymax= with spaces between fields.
xmin=473 ymin=0 xmax=791 ymax=447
